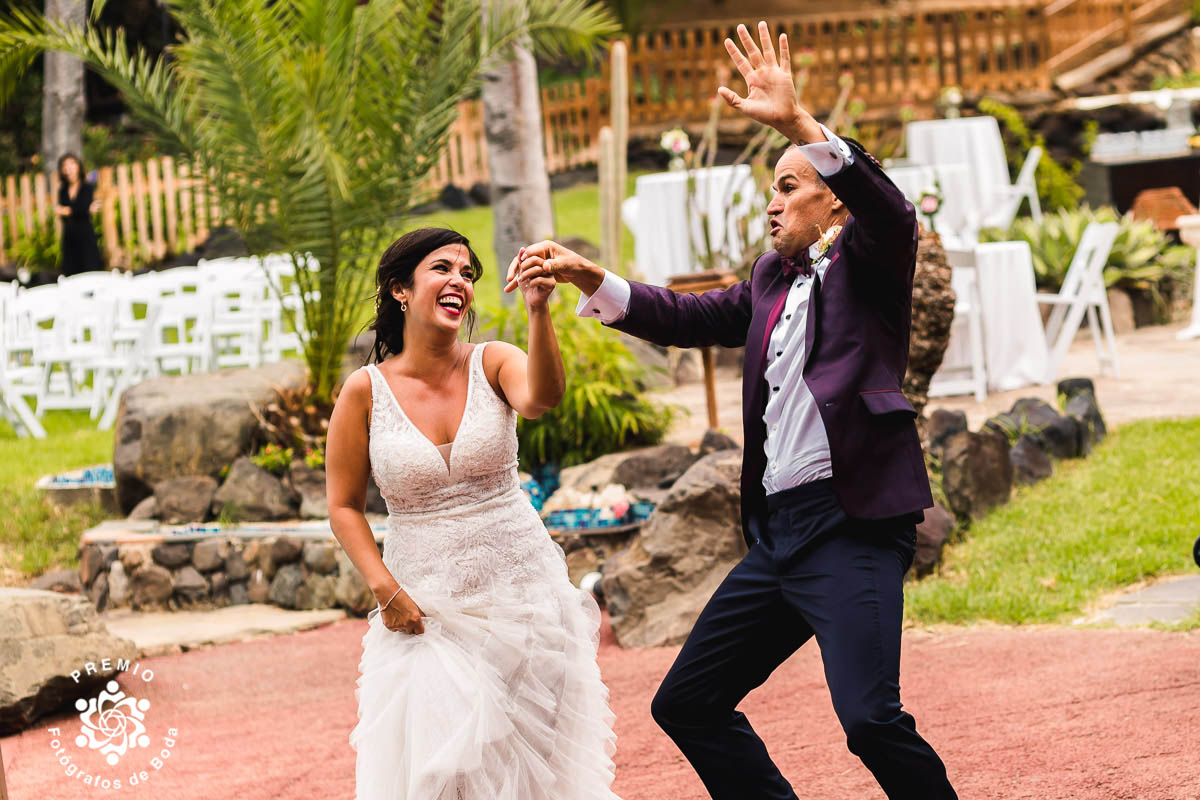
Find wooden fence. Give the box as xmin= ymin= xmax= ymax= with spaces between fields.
xmin=0 ymin=157 xmax=220 ymax=269
xmin=1 ymin=0 xmax=1188 ymax=266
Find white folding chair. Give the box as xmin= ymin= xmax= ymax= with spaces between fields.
xmin=991 ymin=145 xmax=1043 ymax=231
xmin=0 ymin=285 xmax=47 ymax=438
xmin=32 ymin=282 xmax=112 ymax=414
xmin=928 ymin=247 xmax=988 ymax=403
xmin=97 ymin=303 xmax=164 ymax=430
xmin=1037 ymin=221 xmax=1121 ymax=383
xmin=148 ymin=291 xmax=213 ymax=375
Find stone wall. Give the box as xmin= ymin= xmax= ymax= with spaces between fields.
xmin=76 ymin=532 xmax=378 ymax=617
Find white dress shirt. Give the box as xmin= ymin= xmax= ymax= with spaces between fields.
xmin=577 ymin=124 xmax=855 ymax=496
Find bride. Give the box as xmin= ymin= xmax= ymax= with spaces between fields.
xmin=325 ymin=227 xmax=622 ymax=800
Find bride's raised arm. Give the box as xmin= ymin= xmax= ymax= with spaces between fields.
xmin=487 ymin=246 xmax=566 ymax=419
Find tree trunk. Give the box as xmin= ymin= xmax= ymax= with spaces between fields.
xmin=481 ymin=1 xmax=555 ymax=304
xmin=41 ymin=0 xmax=86 ymax=175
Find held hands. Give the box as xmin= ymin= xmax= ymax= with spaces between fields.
xmin=377 ymin=584 xmax=425 ymax=635
xmin=503 ymin=246 xmax=558 ymax=310
xmin=504 ymin=240 xmax=603 ymax=299
xmin=718 ymin=21 xmax=822 ymax=145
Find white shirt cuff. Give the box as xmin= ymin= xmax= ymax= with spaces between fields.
xmin=575 ymin=269 xmax=631 ymax=323
xmin=798 ymin=122 xmax=855 ymax=177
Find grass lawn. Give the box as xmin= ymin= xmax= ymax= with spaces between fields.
xmin=0 ymin=411 xmax=112 ymax=583
xmin=905 ymin=417 xmax=1200 ymax=627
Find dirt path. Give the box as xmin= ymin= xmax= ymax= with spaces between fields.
xmin=3 ymin=619 xmax=1198 ymax=799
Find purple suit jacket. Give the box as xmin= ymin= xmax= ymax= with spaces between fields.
xmin=607 ymin=137 xmax=933 ymax=546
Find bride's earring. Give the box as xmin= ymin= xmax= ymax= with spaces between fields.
xmin=399 ymin=297 xmax=407 ymax=312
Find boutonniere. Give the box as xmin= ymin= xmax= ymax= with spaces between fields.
xmin=815 ymin=224 xmax=843 ymax=261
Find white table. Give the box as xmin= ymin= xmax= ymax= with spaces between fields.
xmin=620 ymin=165 xmax=765 ymax=286
xmin=886 ymin=163 xmax=977 ymax=249
xmin=905 ymin=117 xmax=1014 ymax=231
xmin=934 ymin=240 xmax=1050 ymax=393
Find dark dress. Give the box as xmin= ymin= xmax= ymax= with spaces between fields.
xmin=58 ymin=181 xmax=104 ymax=275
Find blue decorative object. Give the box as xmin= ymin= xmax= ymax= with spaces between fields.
xmin=543 ymin=500 xmax=656 ymax=531
xmin=45 ymin=465 xmax=115 ymax=487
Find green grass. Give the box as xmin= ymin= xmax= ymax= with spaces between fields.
xmin=905 ymin=417 xmax=1200 ymax=627
xmin=0 ymin=411 xmax=114 ymax=581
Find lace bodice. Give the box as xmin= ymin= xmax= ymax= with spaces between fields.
xmin=365 ymin=342 xmax=519 ymax=515
xmin=363 ymin=342 xmax=554 ymax=600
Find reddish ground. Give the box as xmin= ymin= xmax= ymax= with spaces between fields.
xmin=3 ymin=618 xmax=1199 ymax=800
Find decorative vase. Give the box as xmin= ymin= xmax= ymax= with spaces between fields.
xmin=668 ymin=156 xmax=686 ymax=171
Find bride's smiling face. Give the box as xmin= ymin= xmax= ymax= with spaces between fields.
xmin=394 ymin=244 xmax=476 ymax=333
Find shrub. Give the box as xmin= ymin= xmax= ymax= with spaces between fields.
xmin=488 ymin=288 xmax=679 ymax=470
xmin=982 ymin=206 xmax=1194 ymax=321
xmin=7 ymin=220 xmax=61 ymax=272
xmin=977 ymin=98 xmax=1085 ymax=213
xmin=251 ymin=443 xmax=293 ymax=476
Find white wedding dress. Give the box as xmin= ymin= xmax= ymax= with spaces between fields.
xmin=350 ymin=342 xmax=621 ymax=800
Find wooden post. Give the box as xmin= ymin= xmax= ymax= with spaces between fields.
xmin=4 ymin=177 xmax=17 ymax=250
xmin=701 ymin=346 xmax=718 ymax=429
xmin=666 ymin=269 xmax=739 ymax=434
xmin=117 ymin=163 xmax=133 ymax=268
xmin=1 ymin=738 xmax=9 ymax=800
xmin=33 ymin=171 xmax=48 ymax=232
xmin=18 ymin=174 xmax=33 ymax=238
xmin=162 ymin=156 xmax=178 ymax=254
xmin=146 ymin=157 xmax=165 ymax=260
xmin=131 ymin=161 xmax=151 ymax=264
xmin=97 ymin=166 xmax=118 ymax=268
xmin=179 ymin=161 xmax=194 ymax=252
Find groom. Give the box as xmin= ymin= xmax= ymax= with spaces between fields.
xmin=507 ymin=21 xmax=957 ymax=800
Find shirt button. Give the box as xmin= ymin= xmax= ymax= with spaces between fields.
xmin=776 ymin=351 xmax=782 ymax=356
xmin=772 ymin=386 xmax=779 ymax=392
xmin=785 ymin=314 xmax=791 ymax=320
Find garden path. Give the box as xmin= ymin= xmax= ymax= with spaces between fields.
xmin=2 ymin=615 xmax=1197 ymax=799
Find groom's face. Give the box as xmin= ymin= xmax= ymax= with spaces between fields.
xmin=766 ymin=148 xmax=838 ymax=258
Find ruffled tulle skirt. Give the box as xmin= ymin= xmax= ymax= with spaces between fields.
xmin=350 ymin=577 xmax=621 ymax=800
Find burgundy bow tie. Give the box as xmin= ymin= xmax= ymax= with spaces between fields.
xmin=780 ymin=253 xmax=812 ymax=279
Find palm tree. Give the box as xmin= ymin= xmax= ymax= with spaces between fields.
xmin=40 ymin=0 xmax=85 ymax=178
xmin=0 ymin=0 xmax=618 ymax=399
xmin=481 ymin=0 xmax=556 ymax=305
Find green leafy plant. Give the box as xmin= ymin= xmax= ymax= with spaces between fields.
xmin=0 ymin=0 xmax=618 ymax=401
xmin=488 ymin=288 xmax=679 ymax=470
xmin=977 ymin=98 xmax=1084 ymax=213
xmin=982 ymin=206 xmax=1194 ymax=320
xmin=7 ymin=218 xmax=61 ymax=272
xmin=216 ymin=501 xmax=241 ymax=527
xmin=251 ymin=443 xmax=293 ymax=476
xmin=303 ymin=446 xmax=325 ymax=470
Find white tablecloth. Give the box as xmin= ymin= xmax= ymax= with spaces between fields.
xmin=905 ymin=117 xmax=1013 ymax=231
xmin=620 ymin=165 xmax=765 ymax=286
xmin=935 ymin=240 xmax=1049 ymax=393
xmin=886 ymin=163 xmax=977 ymax=249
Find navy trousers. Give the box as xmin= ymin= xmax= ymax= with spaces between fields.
xmin=650 ymin=478 xmax=957 ymax=799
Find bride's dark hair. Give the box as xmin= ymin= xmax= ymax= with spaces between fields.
xmin=368 ymin=227 xmax=484 ymax=363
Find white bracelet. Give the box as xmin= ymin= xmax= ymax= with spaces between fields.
xmin=379 ymin=586 xmax=403 ymax=612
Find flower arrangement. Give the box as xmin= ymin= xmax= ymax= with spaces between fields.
xmin=918 ymin=185 xmax=943 ymax=234
xmin=938 ymin=85 xmax=963 ymax=119
xmin=660 ymin=127 xmax=691 ymax=170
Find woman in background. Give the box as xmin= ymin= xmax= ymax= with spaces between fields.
xmin=54 ymin=153 xmax=104 ymax=275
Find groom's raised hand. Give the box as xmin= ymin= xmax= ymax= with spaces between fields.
xmin=718 ymin=21 xmax=825 ymax=146
xmin=504 ymin=240 xmax=605 ymax=297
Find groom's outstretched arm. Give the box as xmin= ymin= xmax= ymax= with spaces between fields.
xmin=506 ymin=240 xmax=754 ymax=349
